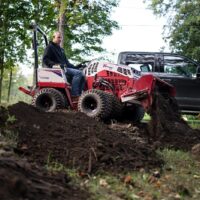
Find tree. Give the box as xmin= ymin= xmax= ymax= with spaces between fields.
xmin=145 ymin=0 xmax=200 ymax=62
xmin=0 ymin=0 xmax=55 ymax=102
xmin=54 ymin=0 xmax=119 ymax=61
xmin=0 ymin=0 xmax=119 ymax=103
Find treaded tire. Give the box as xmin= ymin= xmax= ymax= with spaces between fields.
xmin=32 ymin=88 xmax=65 ymax=112
xmin=106 ymin=93 xmax=123 ymax=119
xmin=123 ymin=105 xmax=145 ymax=123
xmin=78 ymin=89 xmax=113 ymax=120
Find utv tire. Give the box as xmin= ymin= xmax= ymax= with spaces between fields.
xmin=78 ymin=89 xmax=112 ymax=120
xmin=123 ymin=105 xmax=145 ymax=123
xmin=133 ymin=105 xmax=145 ymax=122
xmin=106 ymin=93 xmax=123 ymax=119
xmin=32 ymin=88 xmax=65 ymax=112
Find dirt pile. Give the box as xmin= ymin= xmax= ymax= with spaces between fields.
xmin=0 ymin=106 xmax=9 ymax=128
xmin=1 ymin=95 xmax=200 ymax=200
xmin=5 ymin=102 xmax=162 ymax=173
xmin=148 ymin=94 xmax=200 ymax=151
xmin=0 ymin=157 xmax=89 ymax=200
xmin=1 ymin=95 xmax=200 ymax=174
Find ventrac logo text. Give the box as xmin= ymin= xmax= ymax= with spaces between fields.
xmin=39 ymin=76 xmax=49 ymax=79
xmin=103 ymin=64 xmax=113 ymax=70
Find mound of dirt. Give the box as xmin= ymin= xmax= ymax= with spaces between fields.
xmin=1 ymin=93 xmax=200 ymax=174
xmin=5 ymin=102 xmax=162 ymax=173
xmin=1 ymin=93 xmax=200 ymax=200
xmin=0 ymin=106 xmax=9 ymax=128
xmin=0 ymin=157 xmax=89 ymax=200
xmin=148 ymin=94 xmax=200 ymax=151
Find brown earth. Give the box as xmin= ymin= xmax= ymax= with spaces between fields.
xmin=5 ymin=102 xmax=162 ymax=173
xmin=0 ymin=157 xmax=89 ymax=200
xmin=1 ymin=95 xmax=200 ymax=200
xmin=147 ymin=93 xmax=200 ymax=151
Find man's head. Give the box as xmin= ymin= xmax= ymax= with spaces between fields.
xmin=52 ymin=32 xmax=62 ymax=45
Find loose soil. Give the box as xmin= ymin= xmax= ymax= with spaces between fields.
xmin=5 ymin=102 xmax=162 ymax=173
xmin=147 ymin=93 xmax=200 ymax=151
xmin=0 ymin=157 xmax=89 ymax=200
xmin=1 ymin=94 xmax=200 ymax=199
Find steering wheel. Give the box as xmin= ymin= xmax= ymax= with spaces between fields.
xmin=76 ymin=60 xmax=90 ymax=70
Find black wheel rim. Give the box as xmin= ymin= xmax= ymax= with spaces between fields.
xmin=82 ymin=96 xmax=98 ymax=113
xmin=36 ymin=94 xmax=53 ymax=111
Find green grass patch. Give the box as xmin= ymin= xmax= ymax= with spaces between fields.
xmin=45 ymin=149 xmax=200 ymax=200
xmin=188 ymin=120 xmax=200 ymax=129
xmin=143 ymin=113 xmax=200 ymax=129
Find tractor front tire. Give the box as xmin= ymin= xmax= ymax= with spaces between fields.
xmin=32 ymin=88 xmax=65 ymax=112
xmin=106 ymin=93 xmax=123 ymax=119
xmin=78 ymin=89 xmax=112 ymax=120
xmin=123 ymin=105 xmax=145 ymax=123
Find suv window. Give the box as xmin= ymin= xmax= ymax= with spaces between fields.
xmin=163 ymin=55 xmax=197 ymax=78
xmin=128 ymin=63 xmax=153 ymax=72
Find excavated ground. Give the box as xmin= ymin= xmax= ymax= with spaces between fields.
xmin=1 ymin=94 xmax=200 ymax=199
xmin=5 ymin=102 xmax=161 ymax=173
xmin=0 ymin=157 xmax=89 ymax=200
xmin=146 ymin=94 xmax=200 ymax=151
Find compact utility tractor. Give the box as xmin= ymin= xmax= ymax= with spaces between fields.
xmin=19 ymin=24 xmax=175 ymax=122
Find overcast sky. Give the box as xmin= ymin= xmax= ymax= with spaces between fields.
xmin=100 ymin=0 xmax=169 ymax=62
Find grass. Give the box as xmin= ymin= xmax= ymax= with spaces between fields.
xmin=156 ymin=149 xmax=200 ymax=199
xmin=45 ymin=149 xmax=200 ymax=200
xmin=188 ymin=121 xmax=200 ymax=129
xmin=143 ymin=113 xmax=200 ymax=129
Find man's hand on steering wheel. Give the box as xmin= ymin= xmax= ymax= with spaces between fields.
xmin=76 ymin=61 xmax=89 ymax=69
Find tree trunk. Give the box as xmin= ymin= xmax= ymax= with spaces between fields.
xmin=58 ymin=0 xmax=66 ymax=48
xmin=7 ymin=67 xmax=13 ymax=102
xmin=0 ymin=51 xmax=4 ymax=103
xmin=0 ymin=56 xmax=4 ymax=104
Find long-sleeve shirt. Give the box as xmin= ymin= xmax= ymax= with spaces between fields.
xmin=42 ymin=41 xmax=75 ymax=69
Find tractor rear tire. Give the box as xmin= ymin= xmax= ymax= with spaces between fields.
xmin=78 ymin=89 xmax=112 ymax=120
xmin=32 ymin=88 xmax=65 ymax=112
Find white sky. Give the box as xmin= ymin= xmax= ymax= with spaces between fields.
xmin=100 ymin=0 xmax=169 ymax=62
xmin=22 ymin=0 xmax=168 ymax=75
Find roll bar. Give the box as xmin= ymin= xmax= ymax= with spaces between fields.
xmin=30 ymin=22 xmax=48 ymax=86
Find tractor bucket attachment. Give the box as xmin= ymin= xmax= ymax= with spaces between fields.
xmin=121 ymin=74 xmax=175 ymax=111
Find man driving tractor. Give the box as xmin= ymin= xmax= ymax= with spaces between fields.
xmin=42 ymin=31 xmax=85 ymax=101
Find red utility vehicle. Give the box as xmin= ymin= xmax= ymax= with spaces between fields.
xmin=19 ymin=24 xmax=175 ymax=122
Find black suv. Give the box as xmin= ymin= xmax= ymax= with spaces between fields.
xmin=117 ymin=51 xmax=200 ymax=114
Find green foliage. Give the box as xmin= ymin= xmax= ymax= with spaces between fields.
xmin=0 ymin=0 xmax=119 ymax=63
xmin=0 ymin=0 xmax=55 ymax=63
xmin=1 ymin=66 xmax=32 ymax=104
xmin=55 ymin=0 xmax=119 ymax=61
xmin=145 ymin=0 xmax=200 ymax=62
xmin=2 ymin=129 xmax=18 ymax=143
xmin=0 ymin=0 xmax=55 ymax=102
xmin=6 ymin=114 xmax=16 ymax=124
xmin=0 ymin=0 xmax=119 ymax=102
